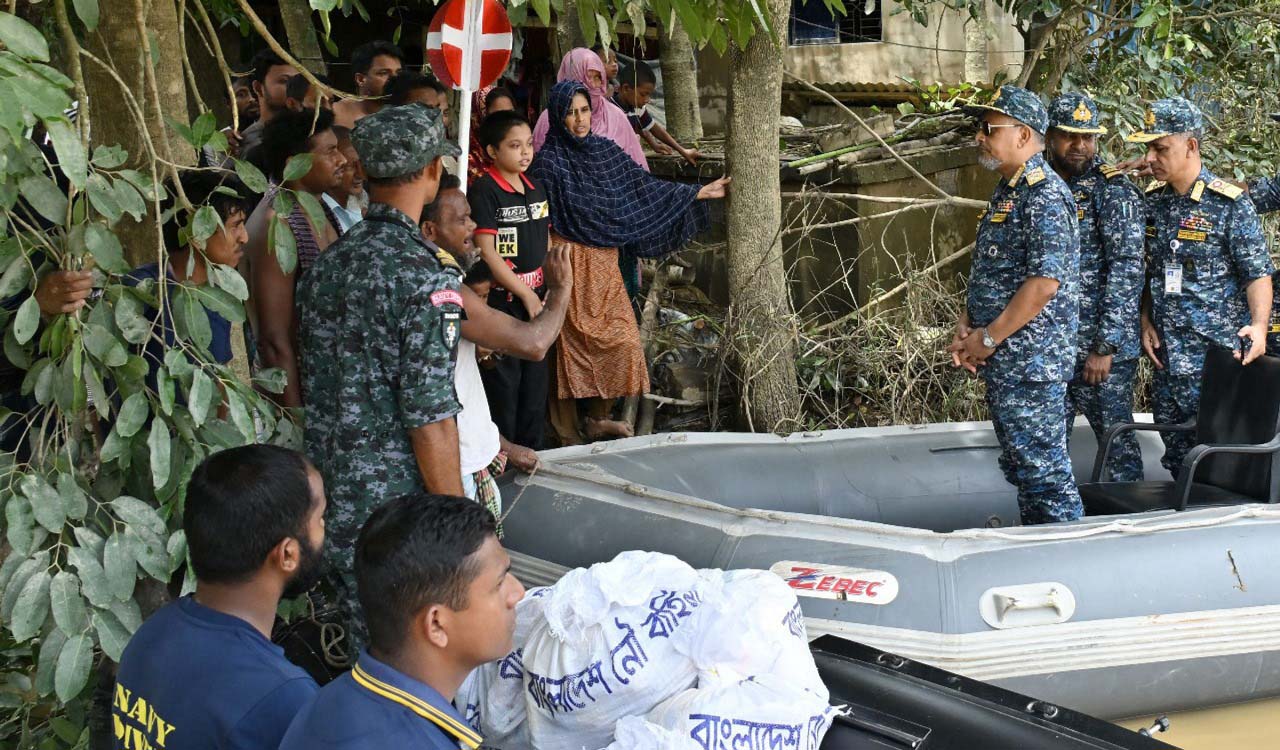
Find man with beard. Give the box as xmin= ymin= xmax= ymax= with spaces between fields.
xmin=333 ymin=41 xmax=404 ymax=129
xmin=420 ymin=173 xmax=573 ymax=514
xmin=1044 ymin=93 xmax=1146 ymax=482
xmin=948 ymin=86 xmax=1084 ymax=524
xmin=112 ymin=445 xmax=326 ymax=750
xmin=1125 ymin=97 xmax=1274 ymax=477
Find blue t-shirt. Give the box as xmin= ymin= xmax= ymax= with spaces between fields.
xmin=113 ymin=596 xmax=317 ymax=750
xmin=279 ymin=650 xmax=483 ymax=750
xmin=125 ymin=263 xmax=233 ymax=366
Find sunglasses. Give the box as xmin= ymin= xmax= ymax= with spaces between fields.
xmin=977 ymin=121 xmax=1024 ymax=137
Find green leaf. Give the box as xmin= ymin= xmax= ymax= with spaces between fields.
xmin=98 ymin=426 xmax=128 ymax=464
xmin=49 ymin=571 xmax=88 ymax=636
xmin=119 ymin=168 xmax=162 ymax=200
xmin=67 ymin=546 xmax=111 ymax=608
xmin=4 ymin=496 xmax=34 ymax=554
xmin=208 ymin=262 xmax=248 ymax=301
xmin=109 ymin=597 xmax=142 ymax=633
xmin=20 ymin=473 xmax=65 ymax=532
xmin=46 ymin=119 xmax=87 ymax=189
xmin=87 ymin=173 xmax=123 ymax=224
xmin=171 ymin=287 xmax=212 ymax=351
xmin=281 ymin=153 xmax=314 ymax=183
xmin=13 ymin=295 xmax=38 ymax=344
xmin=11 ymin=569 xmax=52 ymax=641
xmin=148 ymin=420 xmax=172 ymax=490
xmin=189 ymin=368 xmax=213 ymax=426
xmin=91 ymin=145 xmax=127 ymax=169
xmin=91 ymin=610 xmax=130 ymax=661
xmin=0 ymin=550 xmax=27 ymax=598
xmin=190 ymin=285 xmax=245 ymax=324
xmin=112 ymin=179 xmax=146 ymax=221
xmin=128 ymin=528 xmax=170 ymax=579
xmin=32 ymin=357 xmax=56 ymax=404
xmin=165 ymin=116 xmax=197 ymax=148
xmin=192 ymin=205 xmax=219 ymax=244
xmin=233 ymin=159 xmax=269 ymax=194
xmin=110 ymin=495 xmax=166 ymax=536
xmin=57 ymin=474 xmax=89 ymax=520
xmin=0 ymin=253 xmax=33 ymax=299
xmin=157 ymin=366 xmax=175 ymax=416
xmin=50 ymin=716 xmax=82 ymax=744
xmin=84 ymin=322 xmax=129 ymax=367
xmin=103 ymin=532 xmax=136 ymax=601
xmin=0 ymin=12 xmax=51 ymax=62
xmin=114 ymin=290 xmax=150 ymax=345
xmin=1 ymin=552 xmax=46 ymax=620
xmin=166 ymin=529 xmax=187 ymax=573
xmin=72 ymin=526 xmax=105 ymax=556
xmin=35 ymin=628 xmax=66 ymax=696
xmin=18 ymin=174 xmax=68 ymax=224
xmin=72 ymin=0 xmax=99 ymax=30
xmin=55 ymin=633 xmax=93 ymax=701
xmin=270 ymin=216 xmax=297 ymax=275
xmin=226 ymin=389 xmax=254 ymax=440
xmin=84 ymin=223 xmax=129 ymax=273
xmin=295 ymin=190 xmax=327 ymax=234
xmin=251 ymin=367 xmax=287 ymax=395
xmin=190 ymin=111 xmax=218 ymax=148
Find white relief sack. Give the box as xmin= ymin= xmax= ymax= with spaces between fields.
xmin=596 ymin=715 xmax=702 ymax=750
xmin=644 ymin=674 xmax=836 ymax=750
xmin=687 ymin=569 xmax=827 ymax=700
xmin=521 ymin=551 xmax=708 ymax=750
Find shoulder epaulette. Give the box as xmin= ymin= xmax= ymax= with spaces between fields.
xmin=1098 ymin=164 xmax=1124 ymax=179
xmin=1206 ymin=178 xmax=1245 ymax=200
xmin=1145 ymin=179 xmax=1167 ymax=193
xmin=435 ymin=248 xmax=461 ymax=271
xmin=1025 ymin=166 xmax=1047 ymax=186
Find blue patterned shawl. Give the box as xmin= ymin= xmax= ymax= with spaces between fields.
xmin=529 ymin=81 xmax=708 ymax=258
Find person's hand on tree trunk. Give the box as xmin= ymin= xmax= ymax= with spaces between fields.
xmin=697 ymin=176 xmax=731 ymax=200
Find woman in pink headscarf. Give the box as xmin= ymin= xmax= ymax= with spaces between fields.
xmin=533 ymin=48 xmax=648 ymax=170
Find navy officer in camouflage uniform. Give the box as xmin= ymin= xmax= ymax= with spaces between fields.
xmin=1126 ymin=97 xmax=1275 ymax=476
xmin=1044 ymin=93 xmax=1145 ymax=482
xmin=1241 ymin=113 xmax=1280 ymax=353
xmin=298 ymin=102 xmax=467 ymax=636
xmin=950 ymin=86 xmax=1084 ymax=524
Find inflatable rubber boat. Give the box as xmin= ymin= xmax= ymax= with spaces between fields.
xmin=498 ymin=419 xmax=1280 ymax=720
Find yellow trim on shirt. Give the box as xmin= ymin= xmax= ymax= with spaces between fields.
xmin=351 ymin=664 xmax=482 ymax=749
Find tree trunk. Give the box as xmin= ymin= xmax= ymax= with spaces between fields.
xmin=83 ymin=0 xmax=195 ymax=267
xmin=724 ymin=7 xmax=802 ymax=433
xmin=658 ymin=19 xmax=702 ymax=142
xmin=277 ymin=0 xmax=327 ymax=75
xmin=554 ymin=0 xmax=587 ymax=61
xmin=963 ymin=2 xmax=988 ymax=83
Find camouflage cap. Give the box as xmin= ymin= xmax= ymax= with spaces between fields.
xmin=964 ymin=85 xmax=1049 ymax=135
xmin=1047 ymin=93 xmax=1107 ymax=135
xmin=351 ymin=102 xmax=461 ymax=179
xmin=1125 ymin=96 xmax=1204 ymax=143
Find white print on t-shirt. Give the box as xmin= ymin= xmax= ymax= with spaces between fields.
xmin=496 ymin=205 xmax=528 ymax=223
xmin=529 ymin=201 xmax=550 ymax=220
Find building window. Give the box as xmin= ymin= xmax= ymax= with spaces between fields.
xmin=789 ymin=0 xmax=883 ymax=46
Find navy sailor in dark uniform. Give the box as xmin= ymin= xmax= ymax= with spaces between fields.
xmin=278 ymin=493 xmax=524 ymax=750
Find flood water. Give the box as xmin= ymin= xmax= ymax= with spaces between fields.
xmin=1115 ymin=698 xmax=1280 ymax=748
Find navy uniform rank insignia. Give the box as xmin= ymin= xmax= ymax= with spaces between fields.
xmin=1206 ymin=178 xmax=1244 ymax=200
xmin=1146 ymin=179 xmax=1166 ymax=193
xmin=1098 ymin=164 xmax=1122 ymax=179
xmin=1025 ymin=167 xmax=1046 ymax=186
xmin=435 ymin=248 xmax=461 ymax=270
xmin=990 ymin=198 xmax=1016 ymax=223
xmin=1190 ymin=181 xmax=1206 ymax=202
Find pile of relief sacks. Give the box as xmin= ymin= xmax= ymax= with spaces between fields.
xmin=457 ymin=551 xmax=836 ymax=750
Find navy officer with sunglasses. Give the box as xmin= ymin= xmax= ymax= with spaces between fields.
xmin=948 ymin=85 xmax=1085 ymax=524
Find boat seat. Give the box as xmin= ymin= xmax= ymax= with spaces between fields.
xmin=1080 ymin=347 xmax=1280 ymax=516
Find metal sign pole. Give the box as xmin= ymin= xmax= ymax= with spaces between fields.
xmin=457 ymin=92 xmax=472 ymax=194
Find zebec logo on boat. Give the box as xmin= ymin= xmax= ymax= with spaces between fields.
xmin=769 ymin=561 xmax=900 ymax=605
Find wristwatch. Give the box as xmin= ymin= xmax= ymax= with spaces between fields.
xmin=1093 ymin=342 xmax=1117 ymax=356
xmin=981 ymin=328 xmax=998 ymax=349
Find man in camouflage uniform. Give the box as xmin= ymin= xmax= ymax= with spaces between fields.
xmin=1045 ymin=93 xmax=1146 ymax=482
xmin=297 ymin=102 xmax=466 ymax=638
xmin=950 ymin=86 xmax=1084 ymax=524
xmin=1127 ymin=97 xmax=1275 ymax=476
xmin=1241 ymin=115 xmax=1280 ymax=353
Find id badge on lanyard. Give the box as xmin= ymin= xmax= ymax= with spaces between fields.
xmin=1164 ymin=239 xmax=1183 ymax=295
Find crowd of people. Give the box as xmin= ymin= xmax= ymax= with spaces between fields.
xmin=950 ymin=86 xmax=1279 ymax=525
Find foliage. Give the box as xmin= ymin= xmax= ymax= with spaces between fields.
xmin=0 ymin=10 xmax=296 ymax=745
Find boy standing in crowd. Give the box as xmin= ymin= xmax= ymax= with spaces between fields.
xmin=613 ymin=61 xmax=700 ymax=165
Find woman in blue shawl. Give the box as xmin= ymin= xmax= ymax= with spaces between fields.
xmin=530 ymin=80 xmax=728 ymax=441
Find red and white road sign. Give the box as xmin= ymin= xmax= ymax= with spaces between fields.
xmin=425 ymin=0 xmax=513 ymax=92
